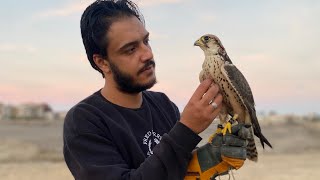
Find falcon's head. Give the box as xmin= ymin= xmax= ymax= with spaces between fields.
xmin=194 ymin=34 xmax=226 ymax=55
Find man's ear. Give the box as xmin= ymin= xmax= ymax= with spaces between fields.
xmin=93 ymin=54 xmax=111 ymax=74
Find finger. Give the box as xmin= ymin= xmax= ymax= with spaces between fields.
xmin=210 ymin=94 xmax=223 ymax=112
xmin=190 ymin=79 xmax=213 ymax=101
xmin=201 ymin=83 xmax=220 ymax=105
xmin=203 ymin=94 xmax=223 ymax=116
xmin=212 ymin=104 xmax=223 ymax=116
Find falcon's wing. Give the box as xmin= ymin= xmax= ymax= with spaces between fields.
xmin=222 ymin=63 xmax=255 ymax=107
xmin=221 ymin=63 xmax=272 ymax=148
xmin=221 ymin=63 xmax=261 ymax=134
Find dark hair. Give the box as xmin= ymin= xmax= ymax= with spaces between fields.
xmin=80 ymin=0 xmax=144 ymax=77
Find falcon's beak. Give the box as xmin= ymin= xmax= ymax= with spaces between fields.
xmin=194 ymin=38 xmax=207 ymax=48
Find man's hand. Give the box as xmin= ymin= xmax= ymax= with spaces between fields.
xmin=180 ymin=79 xmax=223 ymax=134
xmin=185 ymin=124 xmax=248 ymax=180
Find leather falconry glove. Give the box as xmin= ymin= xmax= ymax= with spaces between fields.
xmin=184 ymin=123 xmax=249 ymax=180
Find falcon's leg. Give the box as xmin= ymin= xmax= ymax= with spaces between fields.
xmin=218 ymin=105 xmax=228 ymax=125
xmin=222 ymin=114 xmax=238 ymax=135
xmin=208 ymin=124 xmax=223 ymax=143
xmin=208 ymin=105 xmax=228 ymax=143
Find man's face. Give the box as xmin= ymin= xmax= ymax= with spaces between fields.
xmin=106 ymin=16 xmax=156 ymax=94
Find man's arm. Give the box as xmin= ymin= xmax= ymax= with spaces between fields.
xmin=64 ymin=117 xmax=201 ymax=180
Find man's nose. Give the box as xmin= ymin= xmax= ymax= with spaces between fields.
xmin=140 ymin=44 xmax=153 ymax=62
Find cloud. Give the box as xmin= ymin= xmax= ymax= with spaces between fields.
xmin=0 ymin=43 xmax=37 ymax=53
xmin=198 ymin=13 xmax=216 ymax=23
xmin=34 ymin=1 xmax=92 ymax=18
xmin=0 ymin=79 xmax=101 ymax=106
xmin=34 ymin=0 xmax=184 ymax=18
xmin=137 ymin=0 xmax=184 ymax=7
xmin=66 ymin=53 xmax=88 ymax=63
xmin=148 ymin=30 xmax=168 ymax=40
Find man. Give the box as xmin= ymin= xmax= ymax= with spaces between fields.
xmin=63 ymin=1 xmax=246 ymax=180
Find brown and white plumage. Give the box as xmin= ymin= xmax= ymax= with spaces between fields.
xmin=194 ymin=34 xmax=272 ymax=161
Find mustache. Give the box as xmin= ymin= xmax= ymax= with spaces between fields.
xmin=137 ymin=60 xmax=155 ymax=75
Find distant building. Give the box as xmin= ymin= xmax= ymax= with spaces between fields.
xmin=0 ymin=103 xmax=3 ymax=120
xmin=0 ymin=104 xmax=17 ymax=120
xmin=261 ymin=112 xmax=320 ymax=125
xmin=54 ymin=111 xmax=67 ymax=120
xmin=305 ymin=112 xmax=320 ymax=122
xmin=0 ymin=103 xmax=54 ymax=121
xmin=15 ymin=103 xmax=54 ymax=120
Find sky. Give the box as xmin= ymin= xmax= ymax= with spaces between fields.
xmin=0 ymin=0 xmax=319 ymax=115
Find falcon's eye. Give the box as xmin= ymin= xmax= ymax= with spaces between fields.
xmin=203 ymin=36 xmax=209 ymax=41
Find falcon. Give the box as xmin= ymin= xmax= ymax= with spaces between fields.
xmin=194 ymin=34 xmax=272 ymax=161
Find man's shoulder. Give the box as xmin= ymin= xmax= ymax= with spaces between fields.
xmin=72 ymin=90 xmax=103 ymax=107
xmin=63 ymin=90 xmax=115 ymax=134
xmin=65 ymin=90 xmax=103 ymax=119
xmin=79 ymin=90 xmax=103 ymax=104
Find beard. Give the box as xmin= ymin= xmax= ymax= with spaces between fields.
xmin=108 ymin=60 xmax=157 ymax=94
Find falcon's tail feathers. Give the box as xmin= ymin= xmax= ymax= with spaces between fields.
xmin=259 ymin=133 xmax=273 ymax=149
xmin=247 ymin=137 xmax=258 ymax=162
xmin=248 ymin=107 xmax=273 ymax=149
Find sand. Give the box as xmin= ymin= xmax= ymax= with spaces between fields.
xmin=1 ymin=153 xmax=319 ymax=180
xmin=0 ymin=162 xmax=73 ymax=180
xmin=1 ymin=119 xmax=319 ymax=180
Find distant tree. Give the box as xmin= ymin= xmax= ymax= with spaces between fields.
xmin=268 ymin=110 xmax=278 ymax=116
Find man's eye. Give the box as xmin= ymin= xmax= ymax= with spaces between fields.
xmin=126 ymin=47 xmax=136 ymax=53
xmin=144 ymin=38 xmax=150 ymax=45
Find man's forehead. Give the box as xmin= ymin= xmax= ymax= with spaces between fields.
xmin=107 ymin=17 xmax=148 ymax=47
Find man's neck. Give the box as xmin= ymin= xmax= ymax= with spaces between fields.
xmin=100 ymin=83 xmax=143 ymax=109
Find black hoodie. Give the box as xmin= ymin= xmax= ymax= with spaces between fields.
xmin=63 ymin=90 xmax=202 ymax=180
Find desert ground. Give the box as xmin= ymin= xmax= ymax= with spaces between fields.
xmin=0 ymin=118 xmax=319 ymax=180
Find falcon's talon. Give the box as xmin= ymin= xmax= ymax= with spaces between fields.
xmin=222 ymin=122 xmax=232 ymax=135
xmin=222 ymin=115 xmax=237 ymax=135
xmin=208 ymin=124 xmax=223 ymax=143
xmin=208 ymin=134 xmax=215 ymax=143
xmin=232 ymin=114 xmax=239 ymax=121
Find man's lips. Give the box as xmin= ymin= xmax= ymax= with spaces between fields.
xmin=138 ymin=61 xmax=155 ymax=75
xmin=142 ymin=64 xmax=153 ymax=71
xmin=139 ymin=65 xmax=154 ymax=75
